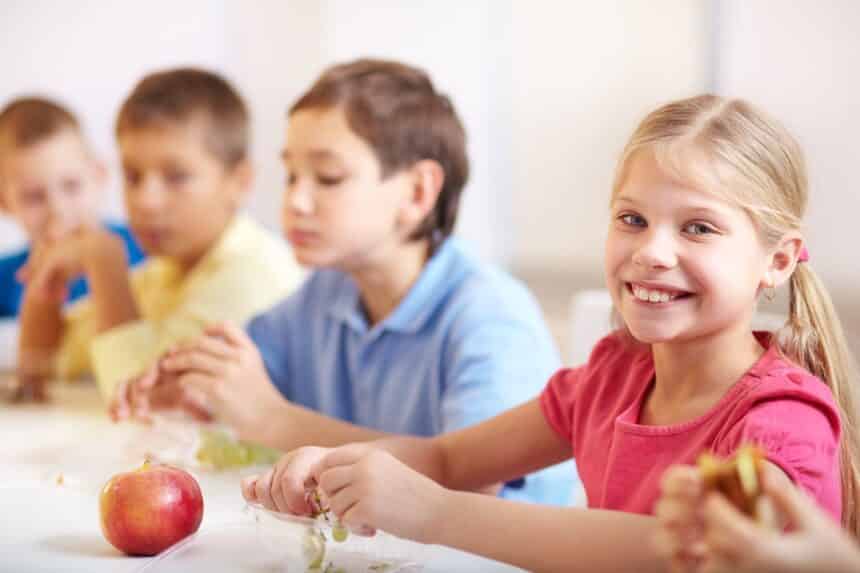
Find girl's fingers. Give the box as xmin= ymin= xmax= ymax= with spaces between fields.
xmin=760 ymin=471 xmax=817 ymax=529
xmin=316 ymin=465 xmax=354 ymax=499
xmin=242 ymin=476 xmax=259 ymax=502
xmin=660 ymin=465 xmax=703 ymax=497
xmin=270 ymin=454 xmax=314 ymax=515
xmin=655 ymin=496 xmax=699 ymax=527
xmin=333 ymin=487 xmax=366 ymax=530
xmin=254 ymin=470 xmax=277 ymax=510
xmin=269 ymin=471 xmax=291 ymax=514
xmin=309 ymin=444 xmax=372 ymax=482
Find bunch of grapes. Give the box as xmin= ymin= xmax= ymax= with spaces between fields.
xmin=194 ymin=428 xmax=281 ymax=469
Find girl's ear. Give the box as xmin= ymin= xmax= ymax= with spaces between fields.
xmin=764 ymin=232 xmax=804 ymax=289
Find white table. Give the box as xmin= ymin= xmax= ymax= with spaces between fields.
xmin=0 ymin=380 xmax=523 ymax=573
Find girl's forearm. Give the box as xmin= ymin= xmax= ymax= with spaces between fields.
xmin=429 ymin=490 xmax=666 ymax=573
xmin=375 ymin=435 xmax=450 ymax=485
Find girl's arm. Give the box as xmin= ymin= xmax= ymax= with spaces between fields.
xmin=376 ymin=398 xmax=571 ymax=490
xmin=299 ymin=426 xmax=663 ymax=573
xmin=244 ymin=399 xmax=574 ymax=521
xmin=432 ymin=489 xmax=662 ymax=573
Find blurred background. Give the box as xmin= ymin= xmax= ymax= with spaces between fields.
xmin=1 ymin=0 xmax=857 ymax=357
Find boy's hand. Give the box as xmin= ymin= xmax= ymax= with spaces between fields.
xmin=159 ymin=322 xmax=282 ymax=437
xmin=19 ymin=226 xmax=117 ymax=302
xmin=109 ymin=364 xmax=211 ymax=423
xmin=701 ymin=472 xmax=860 ymax=573
xmin=5 ymin=374 xmax=49 ymax=404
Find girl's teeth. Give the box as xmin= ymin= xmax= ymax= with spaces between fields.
xmin=633 ymin=285 xmax=678 ymax=303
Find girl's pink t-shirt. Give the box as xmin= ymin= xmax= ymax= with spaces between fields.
xmin=539 ymin=332 xmax=842 ymax=521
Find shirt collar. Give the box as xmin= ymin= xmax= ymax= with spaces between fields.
xmin=327 ymin=238 xmax=468 ymax=335
xmin=147 ymin=214 xmax=251 ymax=285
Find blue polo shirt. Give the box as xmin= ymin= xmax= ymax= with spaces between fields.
xmin=0 ymin=222 xmax=145 ymax=318
xmin=247 ymin=238 xmax=576 ymax=505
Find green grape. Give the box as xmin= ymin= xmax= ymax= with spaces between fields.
xmin=195 ymin=428 xmax=281 ymax=469
xmin=331 ymin=523 xmax=348 ymax=542
xmin=304 ymin=529 xmax=326 ymax=569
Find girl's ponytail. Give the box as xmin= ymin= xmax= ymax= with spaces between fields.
xmin=777 ymin=262 xmax=860 ymax=535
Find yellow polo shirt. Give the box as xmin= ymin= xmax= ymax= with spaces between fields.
xmin=57 ymin=214 xmax=304 ymax=400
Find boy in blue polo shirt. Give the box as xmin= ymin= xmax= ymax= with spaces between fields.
xmin=113 ymin=59 xmax=575 ymax=505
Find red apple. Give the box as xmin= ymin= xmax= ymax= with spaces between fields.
xmin=99 ymin=461 xmax=204 ymax=556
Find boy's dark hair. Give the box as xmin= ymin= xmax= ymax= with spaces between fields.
xmin=0 ymin=97 xmax=81 ymax=150
xmin=116 ymin=68 xmax=249 ymax=169
xmin=290 ymin=59 xmax=469 ymax=249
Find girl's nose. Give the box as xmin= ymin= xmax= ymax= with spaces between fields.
xmin=632 ymin=231 xmax=678 ymax=269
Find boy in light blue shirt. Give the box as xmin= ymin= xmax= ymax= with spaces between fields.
xmin=116 ymin=59 xmax=575 ymax=505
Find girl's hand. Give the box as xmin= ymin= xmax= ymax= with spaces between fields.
xmin=653 ymin=465 xmax=707 ymax=573
xmin=701 ymin=471 xmax=860 ymax=573
xmin=309 ymin=445 xmax=447 ymax=543
xmin=242 ymin=446 xmax=333 ymax=515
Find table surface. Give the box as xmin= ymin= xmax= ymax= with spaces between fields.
xmin=0 ymin=379 xmax=524 ymax=573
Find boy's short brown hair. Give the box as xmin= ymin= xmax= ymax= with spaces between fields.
xmin=0 ymin=97 xmax=81 ymax=151
xmin=116 ymin=68 xmax=249 ymax=169
xmin=290 ymin=59 xmax=469 ymax=248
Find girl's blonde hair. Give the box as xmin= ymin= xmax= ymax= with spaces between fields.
xmin=612 ymin=94 xmax=860 ymax=535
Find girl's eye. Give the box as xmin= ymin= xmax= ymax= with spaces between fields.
xmin=618 ymin=213 xmax=646 ymax=227
xmin=683 ymin=222 xmax=717 ymax=236
xmin=285 ymin=173 xmax=297 ymax=186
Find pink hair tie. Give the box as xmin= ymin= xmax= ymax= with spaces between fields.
xmin=798 ymin=246 xmax=810 ymax=263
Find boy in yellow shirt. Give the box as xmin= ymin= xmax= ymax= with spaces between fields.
xmin=17 ymin=68 xmax=304 ymax=401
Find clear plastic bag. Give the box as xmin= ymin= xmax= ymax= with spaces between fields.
xmin=136 ymin=503 xmax=425 ymax=572
xmin=127 ymin=413 xmax=281 ymax=472
xmin=249 ymin=503 xmax=425 ymax=572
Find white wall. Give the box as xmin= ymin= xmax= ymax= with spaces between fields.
xmin=221 ymin=1 xmax=324 ymax=245
xmin=221 ymin=0 xmax=514 ymax=263
xmin=0 ymin=0 xmax=229 ymax=249
xmin=320 ymin=0 xmax=512 ymax=262
xmin=716 ymin=0 xmax=860 ymax=290
xmin=508 ymin=0 xmax=709 ymax=272
xmin=0 ymin=0 xmax=707 ymax=268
